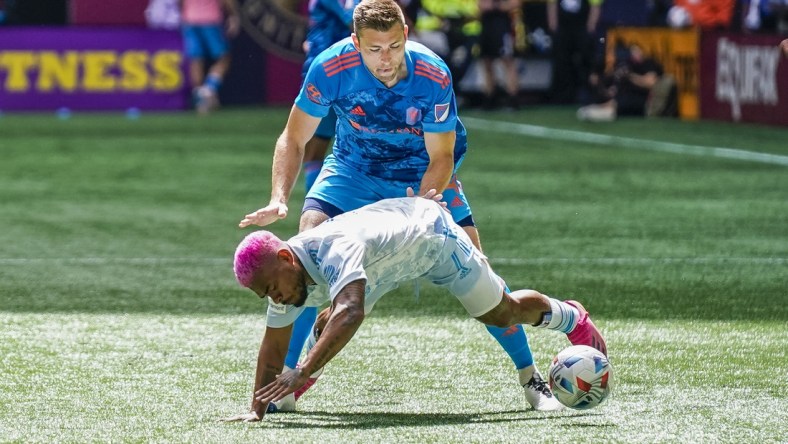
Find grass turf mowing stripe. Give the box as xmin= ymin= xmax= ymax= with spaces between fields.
xmin=463 ymin=117 xmax=788 ymax=166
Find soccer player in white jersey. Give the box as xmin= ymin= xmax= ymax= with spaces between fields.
xmin=223 ymin=195 xmax=608 ymax=422
xmin=239 ymin=0 xmax=560 ymax=413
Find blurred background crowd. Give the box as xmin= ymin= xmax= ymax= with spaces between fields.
xmin=0 ymin=0 xmax=786 ymax=124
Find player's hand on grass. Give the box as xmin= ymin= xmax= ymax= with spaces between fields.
xmin=254 ymin=367 xmax=308 ymax=406
xmin=406 ymin=187 xmax=448 ymax=210
xmin=219 ymin=411 xmax=261 ymax=422
xmin=239 ymin=203 xmax=288 ymax=228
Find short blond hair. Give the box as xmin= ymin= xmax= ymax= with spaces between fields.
xmin=353 ymin=0 xmax=406 ymax=35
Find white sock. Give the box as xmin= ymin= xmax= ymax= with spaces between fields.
xmin=518 ymin=364 xmax=536 ymax=385
xmin=302 ymin=326 xmax=323 ymax=378
xmin=538 ymin=298 xmax=580 ymax=334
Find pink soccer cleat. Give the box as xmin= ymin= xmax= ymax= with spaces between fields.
xmin=565 ymin=300 xmax=608 ymax=357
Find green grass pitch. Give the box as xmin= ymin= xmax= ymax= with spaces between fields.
xmin=1 ymin=107 xmax=786 ymax=442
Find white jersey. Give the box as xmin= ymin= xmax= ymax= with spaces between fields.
xmin=265 ymin=197 xmax=505 ymax=327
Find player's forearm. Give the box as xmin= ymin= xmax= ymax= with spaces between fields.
xmin=251 ymin=325 xmax=290 ymax=413
xmin=269 ymin=133 xmax=305 ymax=205
xmin=298 ymin=282 xmax=366 ymax=376
xmin=418 ymin=156 xmax=454 ymax=195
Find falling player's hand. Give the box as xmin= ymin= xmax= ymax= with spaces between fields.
xmin=239 ymin=203 xmax=288 ymax=228
xmin=406 ymin=187 xmax=449 ymax=211
xmin=219 ymin=411 xmax=262 ymax=423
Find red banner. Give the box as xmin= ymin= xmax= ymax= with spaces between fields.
xmin=699 ymin=32 xmax=788 ymax=126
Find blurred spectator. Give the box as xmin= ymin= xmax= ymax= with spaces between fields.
xmin=411 ymin=0 xmax=481 ymax=86
xmin=547 ymin=0 xmax=603 ymax=104
xmin=181 ymin=0 xmax=240 ymax=115
xmin=667 ymin=0 xmax=735 ymax=30
xmin=298 ymin=0 xmax=359 ymax=196
xmin=145 ymin=0 xmax=181 ymax=30
xmin=744 ymin=0 xmax=788 ymax=33
xmin=478 ymin=0 xmax=523 ymax=110
xmin=576 ymin=43 xmax=677 ymax=122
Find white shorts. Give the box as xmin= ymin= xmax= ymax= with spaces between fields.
xmin=426 ymin=223 xmax=505 ymax=318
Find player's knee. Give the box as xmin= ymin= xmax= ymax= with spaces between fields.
xmin=475 ymin=302 xmax=515 ymax=328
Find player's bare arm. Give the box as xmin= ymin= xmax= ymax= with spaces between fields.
xmin=220 ymin=324 xmax=292 ymax=422
xmin=254 ymin=280 xmax=366 ymax=406
xmin=418 ymin=131 xmax=455 ymax=196
xmin=239 ymin=106 xmax=321 ymax=228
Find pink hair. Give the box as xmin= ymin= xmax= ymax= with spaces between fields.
xmin=233 ymin=230 xmax=283 ymax=288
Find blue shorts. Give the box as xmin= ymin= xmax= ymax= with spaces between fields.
xmin=303 ymin=154 xmax=475 ymax=226
xmin=182 ymin=24 xmax=229 ymax=60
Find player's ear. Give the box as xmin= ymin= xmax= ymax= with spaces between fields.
xmin=277 ymin=249 xmax=293 ymax=264
xmin=403 ymin=24 xmax=409 ymax=40
xmin=351 ymin=33 xmax=360 ymax=50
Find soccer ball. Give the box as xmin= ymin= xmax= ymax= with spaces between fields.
xmin=548 ymin=345 xmax=612 ymax=410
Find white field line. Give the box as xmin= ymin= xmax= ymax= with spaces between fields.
xmin=0 ymin=257 xmax=785 ymax=265
xmin=462 ymin=117 xmax=788 ymax=167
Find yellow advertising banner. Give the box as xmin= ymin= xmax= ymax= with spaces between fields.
xmin=605 ymin=27 xmax=699 ymax=120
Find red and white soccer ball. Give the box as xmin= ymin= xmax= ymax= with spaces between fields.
xmin=548 ymin=345 xmax=612 ymax=410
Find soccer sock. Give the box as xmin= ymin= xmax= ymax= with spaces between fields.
xmin=303 ymin=160 xmax=323 ymax=192
xmin=203 ymin=73 xmax=222 ymax=92
xmin=486 ymin=324 xmax=534 ymax=370
xmin=283 ymin=306 xmax=318 ymax=369
xmin=537 ymin=298 xmax=580 ymax=334
xmin=485 ymin=283 xmax=534 ymax=370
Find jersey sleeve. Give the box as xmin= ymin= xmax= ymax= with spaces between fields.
xmin=294 ymin=54 xmax=336 ymax=118
xmin=317 ymin=237 xmax=368 ymax=302
xmin=419 ymin=66 xmax=459 ymax=134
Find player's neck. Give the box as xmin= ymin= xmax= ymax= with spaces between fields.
xmin=382 ymin=63 xmax=408 ymax=88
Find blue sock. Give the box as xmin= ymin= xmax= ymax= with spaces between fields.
xmin=303 ymin=160 xmax=323 ymax=192
xmin=485 ymin=283 xmax=534 ymax=370
xmin=486 ymin=324 xmax=534 ymax=370
xmin=203 ymin=73 xmax=222 ymax=92
xmin=284 ymin=306 xmax=318 ymax=369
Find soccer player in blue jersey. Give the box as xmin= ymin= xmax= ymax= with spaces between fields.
xmin=223 ymin=196 xmax=608 ymax=422
xmin=299 ymin=0 xmax=361 ymax=193
xmin=239 ymin=0 xmax=561 ymax=413
xmin=281 ymin=0 xmax=362 ymax=410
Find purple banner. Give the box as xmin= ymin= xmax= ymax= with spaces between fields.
xmin=0 ymin=27 xmax=188 ymax=111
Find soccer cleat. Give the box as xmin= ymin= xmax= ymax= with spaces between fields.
xmin=195 ymin=86 xmax=219 ymax=115
xmin=565 ymin=300 xmax=608 ymax=357
xmin=520 ymin=368 xmax=564 ymax=411
xmin=266 ymin=392 xmax=296 ymax=413
xmin=293 ymin=365 xmax=324 ymax=401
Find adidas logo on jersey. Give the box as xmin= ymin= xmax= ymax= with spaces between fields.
xmin=350 ymin=105 xmax=366 ymax=116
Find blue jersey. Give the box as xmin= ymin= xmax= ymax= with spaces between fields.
xmin=302 ymin=0 xmax=359 ymax=77
xmin=295 ymin=39 xmax=468 ymax=182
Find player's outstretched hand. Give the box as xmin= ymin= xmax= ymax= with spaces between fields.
xmin=239 ymin=203 xmax=288 ymax=228
xmin=254 ymin=367 xmax=309 ymax=407
xmin=219 ymin=411 xmax=261 ymax=423
xmin=406 ymin=187 xmax=448 ymax=211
